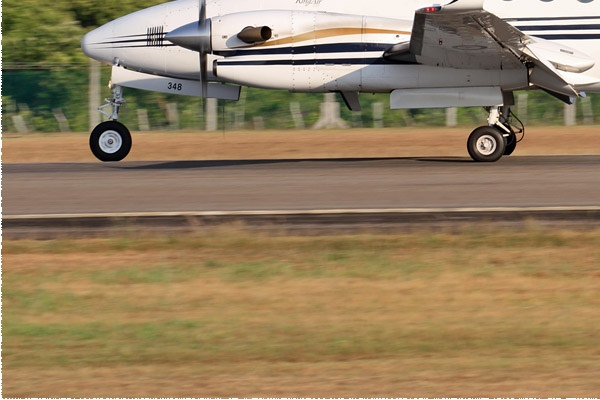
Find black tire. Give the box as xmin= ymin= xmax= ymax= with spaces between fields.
xmin=504 ymin=131 xmax=517 ymax=156
xmin=467 ymin=126 xmax=506 ymax=162
xmin=89 ymin=121 xmax=132 ymax=162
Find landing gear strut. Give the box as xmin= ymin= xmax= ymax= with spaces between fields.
xmin=90 ymin=84 xmax=132 ymax=162
xmin=467 ymin=105 xmax=524 ymax=162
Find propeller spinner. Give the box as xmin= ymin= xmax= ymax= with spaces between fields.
xmin=165 ymin=0 xmax=211 ymax=96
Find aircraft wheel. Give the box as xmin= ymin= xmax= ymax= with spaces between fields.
xmin=90 ymin=121 xmax=132 ymax=162
xmin=504 ymin=132 xmax=517 ymax=156
xmin=467 ymin=126 xmax=506 ymax=162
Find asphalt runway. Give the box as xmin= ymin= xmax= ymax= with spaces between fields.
xmin=4 ymin=155 xmax=600 ymax=216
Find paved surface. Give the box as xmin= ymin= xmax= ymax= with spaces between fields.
xmin=4 ymin=155 xmax=600 ymax=216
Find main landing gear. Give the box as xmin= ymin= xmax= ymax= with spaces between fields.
xmin=90 ymin=85 xmax=132 ymax=162
xmin=467 ymin=106 xmax=524 ymax=162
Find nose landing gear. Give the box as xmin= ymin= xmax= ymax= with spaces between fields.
xmin=90 ymin=84 xmax=132 ymax=162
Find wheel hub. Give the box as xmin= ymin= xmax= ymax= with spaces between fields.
xmin=98 ymin=130 xmax=123 ymax=154
xmin=476 ymin=134 xmax=497 ymax=156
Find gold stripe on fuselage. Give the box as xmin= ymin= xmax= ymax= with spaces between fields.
xmin=256 ymin=27 xmax=411 ymax=47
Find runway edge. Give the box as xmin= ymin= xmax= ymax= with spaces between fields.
xmin=4 ymin=207 xmax=600 ymax=239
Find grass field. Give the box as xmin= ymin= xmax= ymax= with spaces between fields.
xmin=3 ymin=227 xmax=599 ymax=397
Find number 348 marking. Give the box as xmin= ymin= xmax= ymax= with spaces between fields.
xmin=167 ymin=82 xmax=183 ymax=91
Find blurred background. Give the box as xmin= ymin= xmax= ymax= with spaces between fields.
xmin=3 ymin=0 xmax=600 ymax=134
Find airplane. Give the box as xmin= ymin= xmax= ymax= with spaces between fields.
xmin=81 ymin=0 xmax=600 ymax=162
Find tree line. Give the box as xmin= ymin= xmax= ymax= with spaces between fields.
xmin=3 ymin=0 xmax=164 ymax=65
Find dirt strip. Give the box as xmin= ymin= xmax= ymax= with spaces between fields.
xmin=3 ymin=126 xmax=599 ymax=163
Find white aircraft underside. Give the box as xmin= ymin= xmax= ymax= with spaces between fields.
xmin=81 ymin=0 xmax=600 ymax=162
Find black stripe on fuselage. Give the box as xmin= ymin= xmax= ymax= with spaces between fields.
xmin=517 ymin=24 xmax=600 ymax=31
xmin=90 ymin=33 xmax=171 ymax=47
xmin=217 ymin=57 xmax=411 ymax=66
xmin=511 ymin=16 xmax=600 ymax=40
xmin=214 ymin=42 xmax=392 ymax=57
xmin=531 ymin=33 xmax=600 ymax=40
xmin=510 ymin=16 xmax=600 ymax=22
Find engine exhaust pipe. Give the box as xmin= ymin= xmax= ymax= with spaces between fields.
xmin=237 ymin=26 xmax=272 ymax=44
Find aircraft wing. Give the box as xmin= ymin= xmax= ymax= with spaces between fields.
xmin=385 ymin=0 xmax=596 ymax=98
xmin=407 ymin=1 xmax=525 ymax=71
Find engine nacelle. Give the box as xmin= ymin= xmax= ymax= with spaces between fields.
xmin=212 ymin=11 xmax=406 ymax=92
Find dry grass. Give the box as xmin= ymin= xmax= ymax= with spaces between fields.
xmin=3 ymin=229 xmax=599 ymax=397
xmin=3 ymin=126 xmax=600 ymax=163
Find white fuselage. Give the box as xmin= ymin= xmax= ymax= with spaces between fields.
xmin=81 ymin=0 xmax=600 ymax=94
